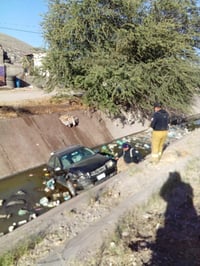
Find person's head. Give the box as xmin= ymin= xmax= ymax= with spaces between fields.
xmin=153 ymin=102 xmax=162 ymax=112
xmin=122 ymin=142 xmax=131 ymax=150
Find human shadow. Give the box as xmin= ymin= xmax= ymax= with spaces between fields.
xmin=148 ymin=171 xmax=200 ymax=266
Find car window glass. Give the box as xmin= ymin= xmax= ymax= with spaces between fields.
xmin=54 ymin=156 xmax=61 ymax=169
xmin=71 ymin=151 xmax=82 ymax=163
xmin=61 ymin=155 xmax=71 ymax=169
xmin=81 ymin=147 xmax=95 ymax=158
xmin=70 ymin=147 xmax=94 ymax=163
xmin=48 ymin=155 xmax=55 ymax=168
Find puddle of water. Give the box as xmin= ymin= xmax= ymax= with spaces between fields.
xmin=0 ymin=166 xmax=47 ymax=235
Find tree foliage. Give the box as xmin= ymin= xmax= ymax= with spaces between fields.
xmin=42 ymin=0 xmax=200 ymax=118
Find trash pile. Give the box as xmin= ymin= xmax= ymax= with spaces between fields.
xmin=96 ymin=125 xmax=190 ymax=160
xmin=41 ymin=177 xmax=72 ymax=207
xmin=0 ymin=190 xmax=38 ymax=235
xmin=0 ymin=177 xmax=73 ymax=236
xmin=59 ymin=114 xmax=79 ymax=127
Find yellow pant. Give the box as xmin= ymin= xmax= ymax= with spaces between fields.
xmin=151 ymin=130 xmax=168 ymax=162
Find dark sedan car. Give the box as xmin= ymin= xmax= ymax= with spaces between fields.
xmin=45 ymin=144 xmax=117 ymax=195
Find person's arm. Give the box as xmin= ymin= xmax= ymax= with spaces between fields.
xmin=150 ymin=113 xmax=157 ymax=129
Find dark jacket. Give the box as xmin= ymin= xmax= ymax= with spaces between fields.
xmin=123 ymin=147 xmax=143 ymax=164
xmin=150 ymin=109 xmax=169 ymax=131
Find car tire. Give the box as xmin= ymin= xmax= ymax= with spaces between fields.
xmin=77 ymin=178 xmax=93 ymax=190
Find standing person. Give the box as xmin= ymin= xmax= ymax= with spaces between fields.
xmin=150 ymin=102 xmax=169 ymax=163
xmin=121 ymin=142 xmax=143 ymax=164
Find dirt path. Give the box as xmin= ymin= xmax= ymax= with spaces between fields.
xmin=0 ymin=87 xmax=56 ymax=105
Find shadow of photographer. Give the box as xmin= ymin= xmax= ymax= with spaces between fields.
xmin=148 ymin=171 xmax=200 ymax=265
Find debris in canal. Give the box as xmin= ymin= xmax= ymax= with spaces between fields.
xmin=6 ymin=199 xmax=26 ymax=207
xmin=45 ymin=178 xmax=55 ymax=191
xmin=8 ymin=222 xmax=16 ymax=232
xmin=39 ymin=196 xmax=60 ymax=208
xmin=59 ymin=114 xmax=79 ymax=127
xmin=15 ymin=190 xmax=26 ymax=196
xmin=39 ymin=196 xmax=49 ymax=207
xmin=63 ymin=191 xmax=71 ymax=201
xmin=29 ymin=213 xmax=37 ymax=220
xmin=0 ymin=214 xmax=11 ymax=219
xmin=17 ymin=220 xmax=27 ymax=226
xmin=18 ymin=208 xmax=29 ymax=216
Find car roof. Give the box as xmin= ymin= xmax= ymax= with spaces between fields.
xmin=51 ymin=144 xmax=83 ymax=157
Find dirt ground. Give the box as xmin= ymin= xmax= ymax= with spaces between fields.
xmin=0 ymin=87 xmax=86 ymax=119
xmin=0 ymin=87 xmax=200 ymax=265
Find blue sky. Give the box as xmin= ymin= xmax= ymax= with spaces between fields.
xmin=0 ymin=0 xmax=200 ymax=49
xmin=0 ymin=0 xmax=48 ymax=48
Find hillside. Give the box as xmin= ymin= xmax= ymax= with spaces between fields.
xmin=0 ymin=32 xmax=34 ymax=57
xmin=0 ymin=33 xmax=38 ymax=88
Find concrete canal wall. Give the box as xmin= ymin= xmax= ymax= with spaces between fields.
xmin=0 ymin=110 xmax=148 ymax=179
xmin=1 ymin=93 xmax=199 ymax=179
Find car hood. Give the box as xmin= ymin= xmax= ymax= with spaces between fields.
xmin=69 ymin=154 xmax=111 ymax=173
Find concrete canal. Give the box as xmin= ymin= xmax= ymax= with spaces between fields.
xmin=1 ymin=118 xmax=197 ymax=236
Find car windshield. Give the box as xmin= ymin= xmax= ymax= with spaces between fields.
xmin=60 ymin=147 xmax=95 ymax=169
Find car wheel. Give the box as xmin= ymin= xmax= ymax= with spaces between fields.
xmin=77 ymin=178 xmax=93 ymax=190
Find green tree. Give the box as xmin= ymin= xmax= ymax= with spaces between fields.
xmin=42 ymin=0 xmax=200 ymax=118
